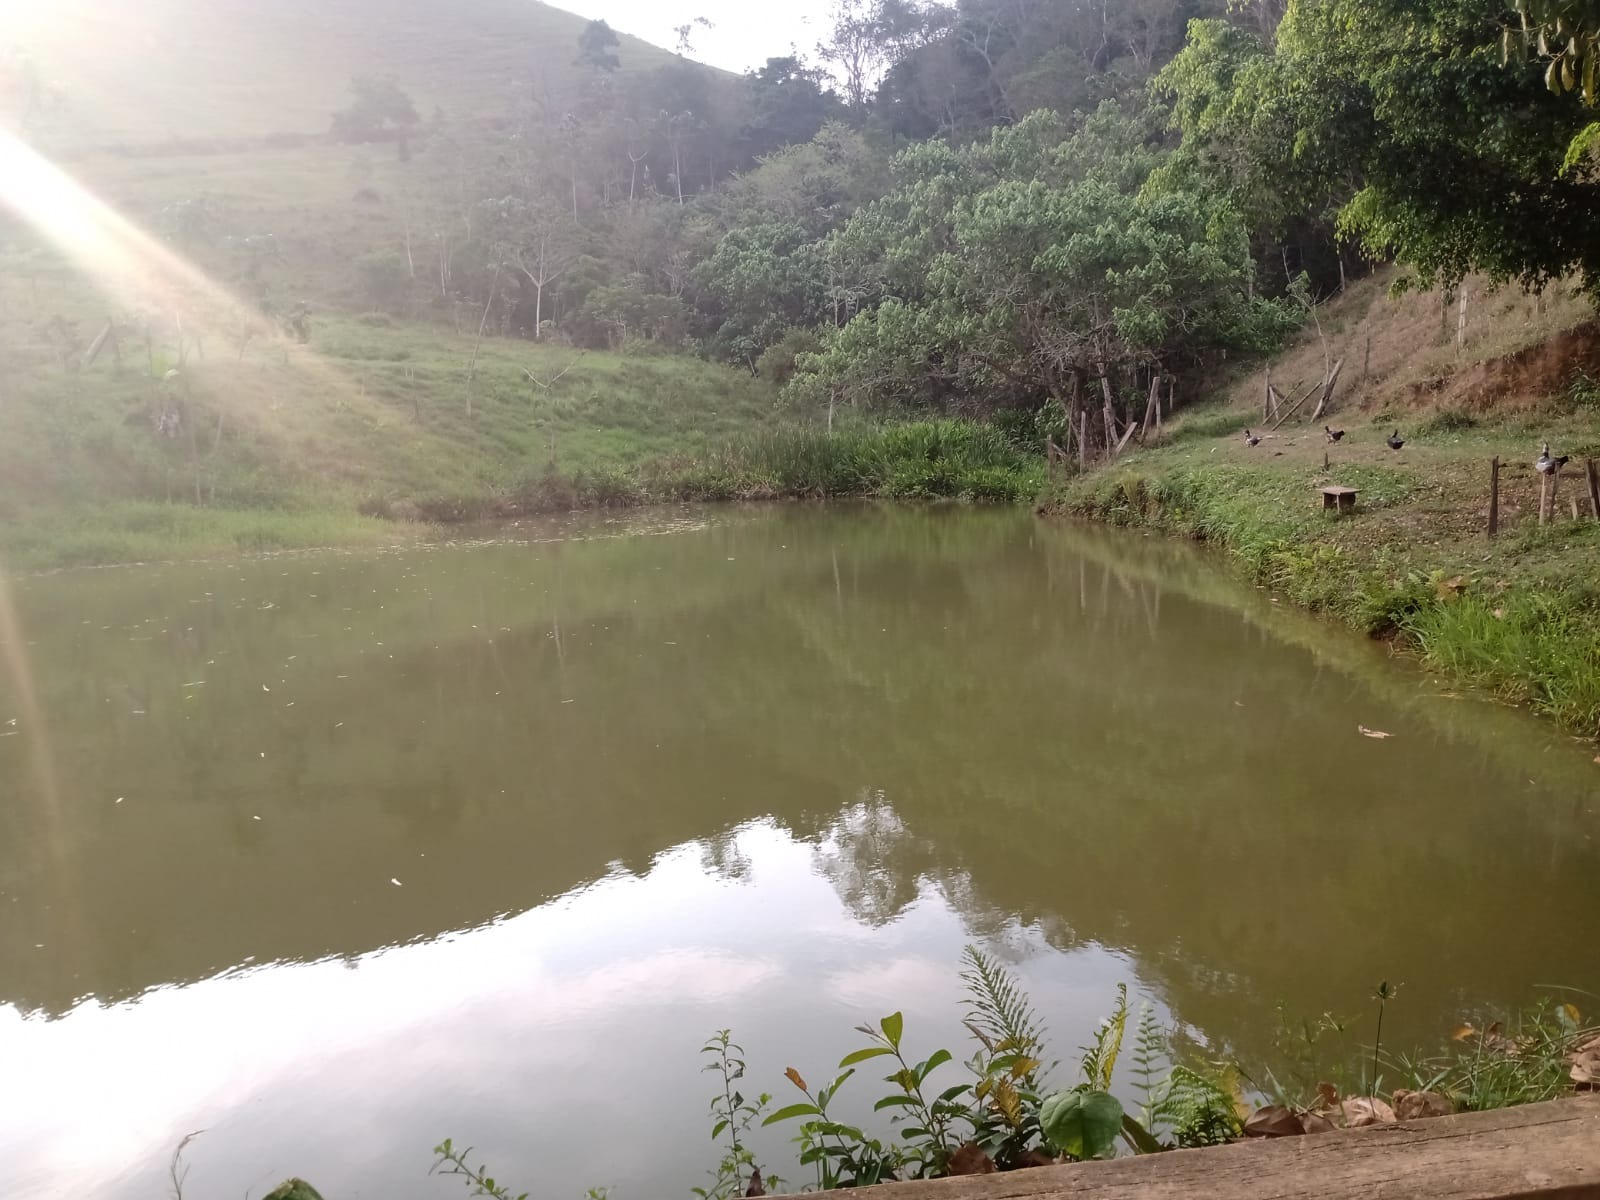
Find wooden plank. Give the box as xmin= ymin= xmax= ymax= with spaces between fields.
xmin=828 ymin=1097 xmax=1600 ymax=1200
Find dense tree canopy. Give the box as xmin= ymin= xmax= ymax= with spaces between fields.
xmin=1160 ymin=0 xmax=1600 ymax=293
xmin=790 ymin=110 xmax=1293 ymax=427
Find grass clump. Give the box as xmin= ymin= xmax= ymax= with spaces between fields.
xmin=655 ymin=421 xmax=1043 ymax=505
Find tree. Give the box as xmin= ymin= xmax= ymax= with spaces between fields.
xmin=577 ymin=19 xmax=621 ymax=72
xmin=331 ymin=76 xmax=421 ymax=156
xmin=792 ymin=110 xmax=1292 ymax=429
xmin=1160 ymin=0 xmax=1600 ymax=295
xmin=816 ymin=0 xmax=933 ymax=109
xmin=480 ymin=196 xmax=583 ymax=337
xmin=723 ymin=124 xmax=888 ymax=236
xmin=740 ymin=58 xmax=848 ymax=159
xmin=694 ymin=221 xmax=829 ymax=368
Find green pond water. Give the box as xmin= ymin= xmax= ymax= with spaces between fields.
xmin=1 ymin=505 xmax=1596 ymax=1198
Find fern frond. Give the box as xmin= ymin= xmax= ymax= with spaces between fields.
xmin=959 ymin=945 xmax=1050 ymax=1087
xmin=1153 ymin=1065 xmax=1244 ymax=1148
xmin=1081 ymin=983 xmax=1129 ymax=1090
xmin=1130 ymin=1004 xmax=1169 ymax=1127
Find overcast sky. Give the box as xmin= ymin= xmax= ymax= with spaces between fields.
xmin=555 ymin=0 xmax=829 ymax=74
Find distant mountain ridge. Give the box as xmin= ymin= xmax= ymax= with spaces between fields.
xmin=4 ymin=0 xmax=697 ymax=146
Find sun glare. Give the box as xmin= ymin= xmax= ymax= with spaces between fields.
xmin=0 ymin=127 xmax=274 ymax=340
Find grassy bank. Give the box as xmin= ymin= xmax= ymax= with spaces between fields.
xmin=0 ymin=298 xmax=1039 ymax=569
xmin=0 ymin=290 xmax=1028 ymax=570
xmin=1046 ymin=409 xmax=1600 ymax=737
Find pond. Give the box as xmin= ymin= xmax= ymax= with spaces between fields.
xmin=2 ymin=505 xmax=1597 ymax=1199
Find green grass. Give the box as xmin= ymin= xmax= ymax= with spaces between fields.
xmin=0 ymin=308 xmax=1038 ymax=569
xmin=654 ymin=421 xmax=1045 ymax=504
xmin=1048 ymin=409 xmax=1600 ymax=736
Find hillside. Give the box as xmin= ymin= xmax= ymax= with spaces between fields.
xmin=5 ymin=0 xmax=687 ymax=147
xmin=0 ymin=303 xmax=783 ymax=568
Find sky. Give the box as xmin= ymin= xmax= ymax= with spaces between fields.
xmin=556 ymin=0 xmax=831 ymax=74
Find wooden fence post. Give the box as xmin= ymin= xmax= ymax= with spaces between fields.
xmin=1488 ymin=457 xmax=1500 ymax=538
xmin=1540 ymin=467 xmax=1561 ymax=525
xmin=1587 ymin=458 xmax=1599 ymax=520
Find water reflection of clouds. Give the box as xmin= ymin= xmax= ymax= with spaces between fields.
xmin=1 ymin=817 xmax=1145 ymax=1200
xmin=1 ymin=836 xmax=794 ymax=1198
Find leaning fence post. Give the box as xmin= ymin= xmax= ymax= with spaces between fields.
xmin=1587 ymin=458 xmax=1600 ymax=521
xmin=1488 ymin=456 xmax=1500 ymax=538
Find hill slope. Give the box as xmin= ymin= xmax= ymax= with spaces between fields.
xmin=6 ymin=0 xmax=685 ymax=147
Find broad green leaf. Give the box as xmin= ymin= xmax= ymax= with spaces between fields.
xmin=919 ymin=1048 xmax=953 ymax=1079
xmin=880 ymin=1011 xmax=904 ymax=1048
xmin=762 ymin=1103 xmax=821 ymax=1126
xmin=1040 ymin=1089 xmax=1123 ymax=1161
xmin=839 ymin=1046 xmax=896 ymax=1067
xmin=937 ymin=1084 xmax=970 ymax=1103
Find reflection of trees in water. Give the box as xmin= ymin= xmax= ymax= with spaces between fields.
xmin=699 ymin=830 xmax=753 ymax=883
xmin=811 ymin=794 xmax=941 ymax=926
xmin=809 ymin=794 xmax=1075 ymax=951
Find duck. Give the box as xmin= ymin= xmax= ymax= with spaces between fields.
xmin=1243 ymin=429 xmax=1261 ymax=447
xmin=1535 ymin=443 xmax=1570 ymax=475
xmin=1325 ymin=425 xmax=1346 ymax=443
xmin=1386 ymin=430 xmax=1406 ymax=451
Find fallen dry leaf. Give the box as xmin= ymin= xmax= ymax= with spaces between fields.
xmin=1452 ymin=1023 xmax=1477 ymax=1042
xmin=1315 ymin=1082 xmax=1340 ymax=1111
xmin=1244 ymin=1106 xmax=1307 ymax=1138
xmin=785 ymin=1067 xmax=807 ymax=1092
xmin=1571 ymin=1035 xmax=1600 ymax=1090
xmin=1358 ymin=725 xmax=1394 ymax=739
xmin=1339 ymin=1096 xmax=1396 ymax=1127
xmin=1393 ymin=1090 xmax=1454 ymax=1120
xmin=948 ymin=1143 xmax=997 ymax=1175
xmin=1570 ymin=1051 xmax=1600 ymax=1089
xmin=1298 ymin=1112 xmax=1336 ymax=1135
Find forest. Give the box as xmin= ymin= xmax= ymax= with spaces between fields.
xmin=192 ymin=0 xmax=1600 ymax=459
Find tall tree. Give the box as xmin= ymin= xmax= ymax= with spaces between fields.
xmin=480 ymin=196 xmax=583 ymax=337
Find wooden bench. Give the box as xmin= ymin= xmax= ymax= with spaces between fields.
xmin=821 ymin=1096 xmax=1600 ymax=1200
xmin=1321 ymin=485 xmax=1358 ymax=512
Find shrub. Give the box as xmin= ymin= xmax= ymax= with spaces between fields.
xmin=355 ymin=253 xmax=412 ymax=313
xmin=755 ymin=328 xmax=822 ymax=387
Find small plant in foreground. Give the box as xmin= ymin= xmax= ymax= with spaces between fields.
xmin=1369 ymin=980 xmax=1399 ymax=1098
xmin=431 ymin=1139 xmax=529 ymax=1200
xmin=695 ymin=1030 xmax=775 ymax=1200
xmin=763 ymin=1059 xmax=898 ymax=1189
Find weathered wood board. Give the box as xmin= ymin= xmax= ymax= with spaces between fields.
xmin=823 ymin=1097 xmax=1600 ymax=1200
